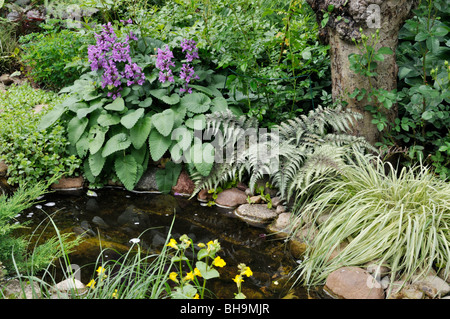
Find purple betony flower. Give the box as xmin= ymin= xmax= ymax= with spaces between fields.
xmin=87 ymin=23 xmax=145 ymax=99
xmin=179 ymin=39 xmax=200 ymax=94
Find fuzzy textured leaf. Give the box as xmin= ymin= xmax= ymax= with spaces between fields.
xmin=115 ymin=155 xmax=138 ymax=190
xmin=102 ymin=133 xmax=132 ymax=157
xmin=149 ymin=129 xmax=172 ymax=161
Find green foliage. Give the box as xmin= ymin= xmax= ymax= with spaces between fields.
xmin=191 ymin=106 xmax=374 ymax=206
xmin=0 ymin=17 xmax=20 ymax=73
xmin=40 ymin=30 xmax=232 ymax=190
xmin=293 ymin=152 xmax=450 ymax=289
xmin=140 ymin=0 xmax=330 ymax=126
xmin=348 ymin=0 xmax=450 ymax=179
xmin=0 ymin=83 xmax=81 ymax=187
xmin=18 ymin=24 xmax=94 ymax=90
xmin=0 ymin=180 xmax=79 ymax=276
xmin=155 ymin=161 xmax=182 ymax=194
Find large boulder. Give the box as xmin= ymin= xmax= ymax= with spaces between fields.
xmin=215 ymin=188 xmax=248 ymax=208
xmin=324 ymin=266 xmax=385 ymax=299
xmin=234 ymin=203 xmax=278 ymax=225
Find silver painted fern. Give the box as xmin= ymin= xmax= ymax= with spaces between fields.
xmin=190 ymin=105 xmax=376 ymax=204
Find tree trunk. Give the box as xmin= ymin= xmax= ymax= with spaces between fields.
xmin=306 ymin=0 xmax=416 ymax=145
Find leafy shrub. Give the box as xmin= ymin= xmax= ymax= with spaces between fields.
xmin=293 ymin=152 xmax=450 ymax=289
xmin=0 ymin=180 xmax=78 ymax=276
xmin=0 ymin=17 xmax=20 ymax=73
xmin=18 ymin=24 xmax=94 ymax=89
xmin=39 ymin=22 xmax=234 ymax=191
xmin=0 ymin=83 xmax=81 ymax=186
xmin=140 ymin=0 xmax=330 ymax=126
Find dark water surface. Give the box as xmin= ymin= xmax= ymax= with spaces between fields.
xmin=16 ymin=187 xmax=320 ymax=299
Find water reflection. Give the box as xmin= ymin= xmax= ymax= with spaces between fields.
xmin=17 ymin=188 xmax=319 ymax=299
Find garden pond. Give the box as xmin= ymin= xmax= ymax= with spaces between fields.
xmin=12 ymin=187 xmax=323 ymax=299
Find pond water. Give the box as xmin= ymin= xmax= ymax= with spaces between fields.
xmin=15 ymin=187 xmax=322 ymax=299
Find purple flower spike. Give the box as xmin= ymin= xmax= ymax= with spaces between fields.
xmin=87 ymin=23 xmax=145 ymax=99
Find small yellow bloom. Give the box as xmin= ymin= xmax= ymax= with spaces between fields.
xmin=243 ymin=266 xmax=253 ymax=277
xmin=184 ymin=271 xmax=195 ymax=281
xmin=96 ymin=266 xmax=106 ymax=276
xmin=112 ymin=289 xmax=118 ymax=299
xmin=212 ymin=256 xmax=226 ymax=268
xmin=194 ymin=267 xmax=202 ymax=277
xmin=197 ymin=243 xmax=206 ymax=248
xmin=86 ymin=279 xmax=96 ymax=289
xmin=232 ymin=275 xmax=244 ymax=284
xmin=169 ymin=272 xmax=179 ymax=283
xmin=193 ymin=294 xmax=200 ymax=299
xmin=167 ymin=238 xmax=178 ymax=249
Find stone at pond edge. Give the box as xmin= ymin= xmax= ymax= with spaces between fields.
xmin=51 ymin=278 xmax=86 ymax=296
xmin=51 ymin=176 xmax=84 ymax=190
xmin=215 ymin=188 xmax=248 ymax=208
xmin=234 ymin=203 xmax=278 ymax=225
xmin=1 ymin=279 xmax=41 ymax=299
xmin=134 ymin=167 xmax=160 ymax=191
xmin=172 ymin=170 xmax=195 ymax=195
xmin=324 ymin=266 xmax=385 ymax=299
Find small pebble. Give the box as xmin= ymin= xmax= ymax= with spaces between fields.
xmin=44 ymin=202 xmax=56 ymax=207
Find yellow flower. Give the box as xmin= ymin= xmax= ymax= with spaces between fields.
xmin=193 ymin=294 xmax=200 ymax=299
xmin=167 ymin=238 xmax=178 ymax=249
xmin=184 ymin=271 xmax=195 ymax=281
xmin=243 ymin=266 xmax=253 ymax=277
xmin=96 ymin=266 xmax=106 ymax=276
xmin=169 ymin=272 xmax=179 ymax=283
xmin=112 ymin=289 xmax=118 ymax=299
xmin=212 ymin=256 xmax=226 ymax=268
xmin=86 ymin=279 xmax=96 ymax=289
xmin=232 ymin=275 xmax=244 ymax=284
xmin=194 ymin=267 xmax=202 ymax=277
xmin=197 ymin=243 xmax=206 ymax=248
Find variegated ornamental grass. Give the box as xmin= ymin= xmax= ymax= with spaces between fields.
xmin=294 ymin=152 xmax=450 ymax=287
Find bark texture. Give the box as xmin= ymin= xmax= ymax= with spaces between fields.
xmin=306 ymin=0 xmax=416 ymax=145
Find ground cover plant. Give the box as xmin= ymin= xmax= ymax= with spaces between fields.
xmin=0 ymin=83 xmax=81 ymax=187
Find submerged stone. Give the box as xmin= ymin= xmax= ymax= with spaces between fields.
xmin=234 ymin=203 xmax=278 ymax=225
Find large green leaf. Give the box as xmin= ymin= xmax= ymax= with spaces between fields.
xmin=88 ymin=125 xmax=108 ymax=155
xmin=89 ymin=149 xmax=106 ymax=177
xmin=121 ymin=108 xmax=145 ymax=129
xmin=192 ymin=143 xmax=215 ymax=176
xmin=180 ymin=93 xmax=211 ymax=113
xmin=152 ymin=109 xmax=175 ymax=137
xmin=98 ymin=113 xmax=121 ymax=127
xmin=75 ymin=132 xmax=89 ymax=158
xmin=149 ymin=129 xmax=172 ymax=161
xmin=185 ymin=114 xmax=206 ymax=130
xmin=77 ymin=99 xmax=104 ymax=118
xmin=170 ymin=126 xmax=193 ymax=163
xmin=102 ymin=133 xmax=132 ymax=157
xmin=162 ymin=93 xmax=180 ymax=105
xmin=155 ymin=161 xmax=182 ymax=194
xmin=130 ymin=116 xmax=152 ymax=149
xmin=115 ymin=155 xmax=138 ymax=190
xmin=104 ymin=97 xmax=125 ymax=111
xmin=38 ymin=105 xmax=66 ymax=131
xmin=68 ymin=116 xmax=89 ymax=145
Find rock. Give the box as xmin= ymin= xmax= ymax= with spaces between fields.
xmin=172 ymin=170 xmax=195 ymax=195
xmin=413 ymin=276 xmax=450 ymax=298
xmin=92 ymin=216 xmax=109 ymax=229
xmin=326 ymin=241 xmax=349 ymax=262
xmin=0 ymin=161 xmax=8 ymax=176
xmin=117 ymin=205 xmax=151 ymax=228
xmin=134 ymin=168 xmax=160 ymax=192
xmin=245 ymin=188 xmax=253 ymax=196
xmin=2 ymin=279 xmax=41 ymax=299
xmin=438 ymin=269 xmax=450 ymax=284
xmin=215 ymin=188 xmax=248 ymax=208
xmin=365 ymin=260 xmax=391 ymax=280
xmin=293 ymin=223 xmax=318 ymax=244
xmin=0 ymin=74 xmax=13 ymax=86
xmin=249 ymin=195 xmax=262 ymax=204
xmin=51 ymin=176 xmax=84 ymax=190
xmin=275 ymin=205 xmax=285 ymax=214
xmin=51 ymin=278 xmax=86 ymax=296
xmin=380 ymin=276 xmax=390 ymax=290
xmin=197 ymin=189 xmax=212 ymax=202
xmin=387 ymin=281 xmax=424 ymax=299
xmin=316 ymin=213 xmax=331 ymax=225
xmin=234 ymin=203 xmax=278 ymax=225
xmin=32 ymin=104 xmax=48 ymax=114
xmin=268 ymin=212 xmax=298 ymax=235
xmin=236 ymin=182 xmax=248 ymax=191
xmin=324 ymin=267 xmax=385 ymax=299
xmin=271 ymin=197 xmax=282 ymax=207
